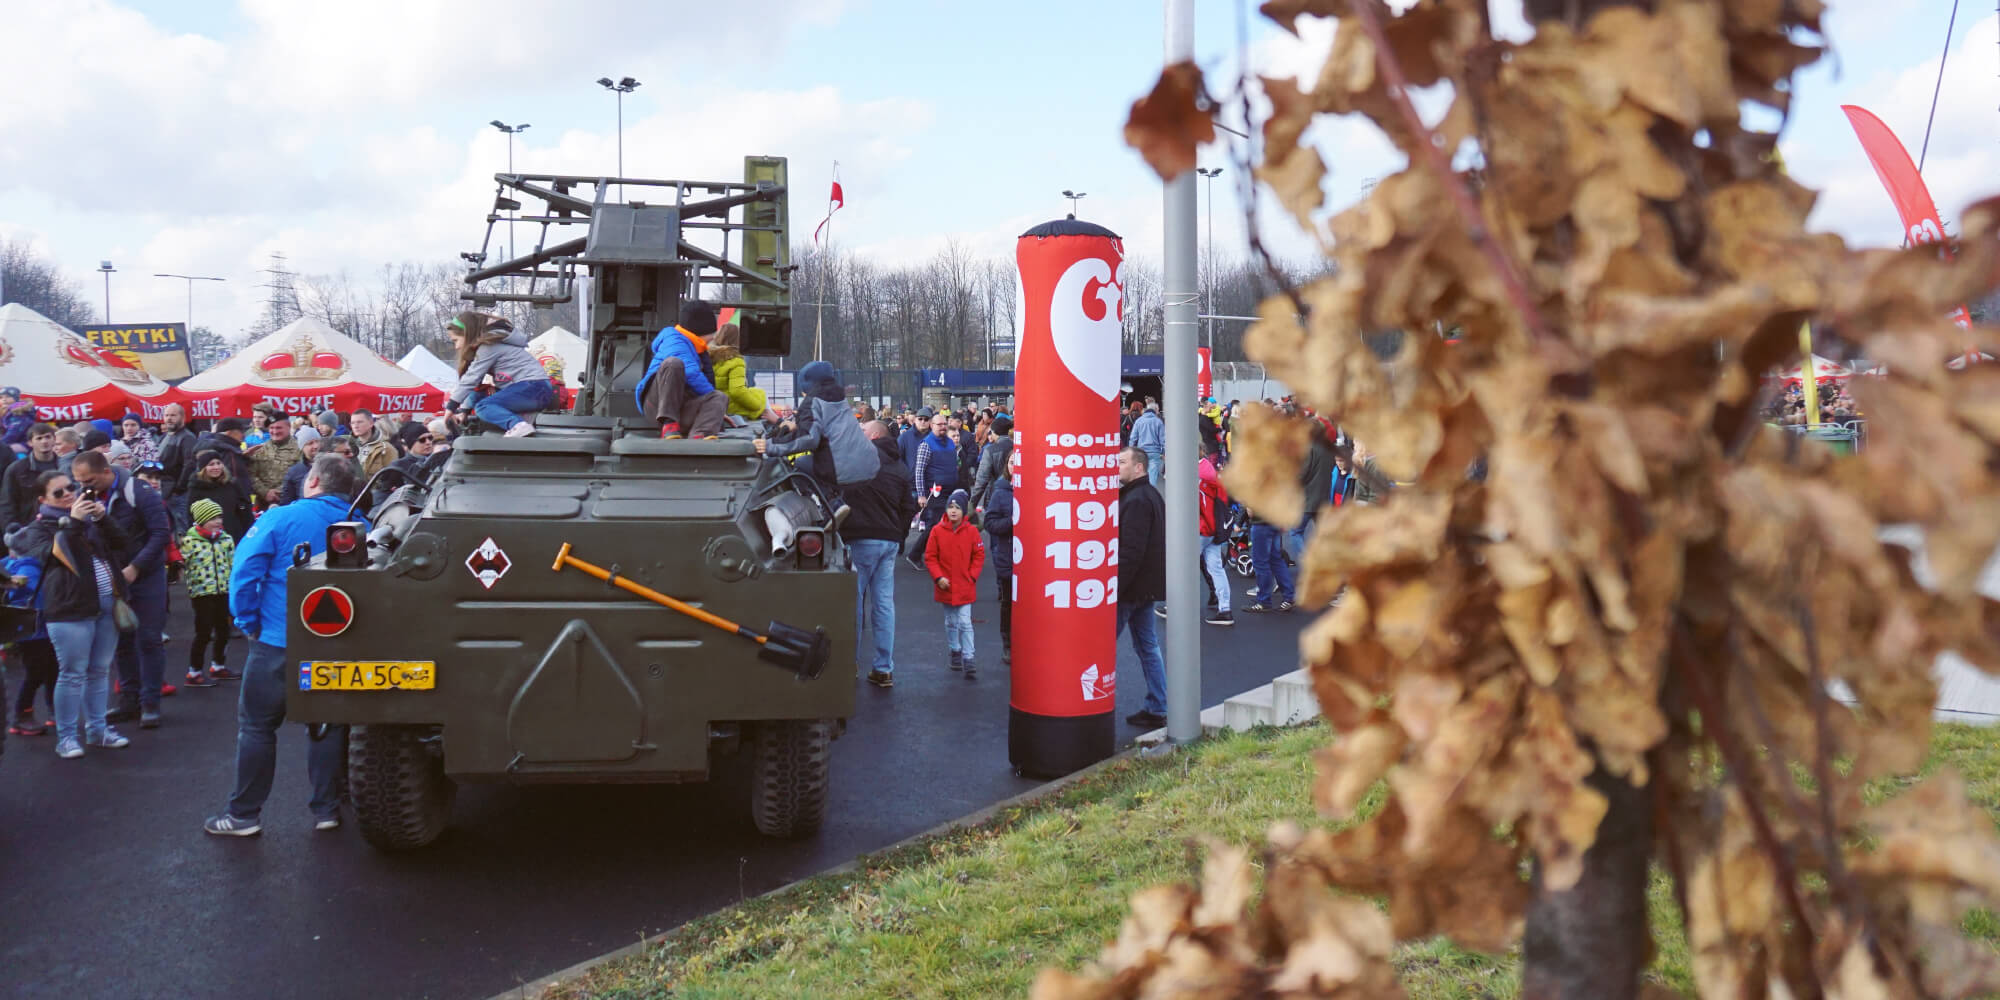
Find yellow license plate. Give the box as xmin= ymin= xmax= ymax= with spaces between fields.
xmin=300 ymin=661 xmax=436 ymax=691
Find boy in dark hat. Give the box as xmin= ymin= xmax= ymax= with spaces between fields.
xmin=635 ymin=300 xmax=728 ymax=438
xmin=754 ymin=361 xmax=879 ymax=509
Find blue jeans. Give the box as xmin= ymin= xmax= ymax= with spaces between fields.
xmin=226 ymin=640 xmax=346 ymax=823
xmin=473 ymin=379 xmax=557 ymax=431
xmin=849 ymin=539 xmax=898 ymax=673
xmin=1286 ymin=515 xmax=1313 ymax=563
xmin=1146 ymin=450 xmax=1163 ymax=487
xmin=48 ymin=594 xmax=119 ymax=743
xmin=1115 ymin=600 xmax=1167 ymax=714
xmin=1250 ymin=523 xmax=1294 ymax=603
xmin=114 ymin=568 xmax=168 ymax=709
xmin=942 ymin=603 xmax=974 ymax=660
xmin=1201 ymin=540 xmax=1231 ymax=613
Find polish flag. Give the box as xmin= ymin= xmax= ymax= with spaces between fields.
xmin=813 ymin=180 xmax=844 ymax=245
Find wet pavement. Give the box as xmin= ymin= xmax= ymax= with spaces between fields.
xmin=0 ymin=559 xmax=1309 ymax=1000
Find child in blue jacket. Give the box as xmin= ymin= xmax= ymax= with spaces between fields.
xmin=5 ymin=530 xmax=55 ymax=736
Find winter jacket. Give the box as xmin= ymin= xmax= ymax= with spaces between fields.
xmin=231 ymin=492 xmax=369 ymax=647
xmin=97 ymin=466 xmax=171 ymax=578
xmin=179 ymin=433 xmax=248 ymax=494
xmin=709 ymin=352 xmax=768 ymax=420
xmin=1298 ymin=438 xmax=1333 ymax=524
xmin=449 ymin=327 xmax=551 ymax=409
xmin=156 ymin=426 xmax=197 ymax=490
xmin=1199 ymin=454 xmax=1230 ymax=540
xmin=984 ymin=474 xmax=1014 ymax=578
xmin=955 ymin=428 xmax=978 ymax=485
xmin=1117 ymin=476 xmax=1167 ymax=605
xmin=279 ymin=461 xmax=311 ymax=506
xmin=912 ymin=430 xmax=958 ymax=498
xmin=121 ymin=429 xmax=159 ymax=468
xmin=13 ymin=511 xmax=128 ymax=622
xmin=765 ymin=396 xmax=880 ymax=487
xmin=1128 ymin=409 xmax=1165 ymax=456
xmin=247 ymin=437 xmax=305 ymax=499
xmin=635 ymin=325 xmax=716 ymax=410
xmin=923 ymin=516 xmax=986 ymax=607
xmin=840 ymin=436 xmax=917 ymax=546
xmin=969 ymin=436 xmax=1013 ymax=515
xmin=3 ymin=554 xmax=41 ymax=609
xmin=180 ymin=526 xmax=236 ymax=598
xmin=897 ymin=425 xmax=924 ymax=478
xmin=187 ymin=475 xmax=254 ymax=541
xmin=354 ymin=430 xmax=398 ymax=482
xmin=1 ymin=403 xmax=35 ymax=449
xmin=1353 ymin=457 xmax=1392 ymax=505
xmin=1 ymin=452 xmax=60 ymax=529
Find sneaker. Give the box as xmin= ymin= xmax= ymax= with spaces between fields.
xmin=86 ymin=727 xmax=131 ymax=748
xmin=185 ymin=670 xmax=218 ymax=688
xmin=204 ymin=814 xmax=262 ymax=837
xmin=504 ymin=422 xmax=536 ymax=438
xmin=963 ymin=662 xmax=977 ymax=680
xmin=1205 ymin=610 xmax=1235 ymax=626
xmin=314 ymin=815 xmax=342 ymax=832
xmin=208 ymin=666 xmax=240 ymax=681
xmin=140 ymin=708 xmax=161 ymax=729
xmin=1244 ymin=602 xmax=1272 ymax=613
xmin=161 ymin=683 xmax=178 ymax=697
xmin=106 ymin=704 xmax=139 ymax=723
xmin=659 ymin=423 xmax=682 ymax=440
xmin=56 ymin=737 xmax=84 ymax=759
xmin=949 ymin=650 xmax=963 ymax=671
xmin=1277 ymin=599 xmax=1295 ymax=612
xmin=11 ymin=713 xmax=45 ymax=736
xmin=865 ymin=669 xmax=894 ymax=689
xmin=1154 ymin=605 xmax=1167 ymax=618
xmin=1124 ymin=710 xmax=1167 ymax=729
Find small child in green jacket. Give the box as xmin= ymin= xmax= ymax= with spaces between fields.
xmin=181 ymin=498 xmax=238 ymax=685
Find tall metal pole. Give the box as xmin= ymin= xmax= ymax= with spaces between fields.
xmin=1162 ymin=0 xmax=1202 ymax=745
xmin=98 ymin=261 xmax=116 ymax=323
xmin=1198 ymin=167 xmax=1222 ymax=353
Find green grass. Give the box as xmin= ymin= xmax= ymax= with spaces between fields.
xmin=536 ymin=722 xmax=2000 ymax=1000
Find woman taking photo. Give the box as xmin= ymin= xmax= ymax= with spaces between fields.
xmin=186 ymin=449 xmax=253 ymax=541
xmin=15 ymin=470 xmax=132 ymax=759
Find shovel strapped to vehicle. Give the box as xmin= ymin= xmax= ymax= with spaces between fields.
xmin=551 ymin=543 xmax=832 ymax=680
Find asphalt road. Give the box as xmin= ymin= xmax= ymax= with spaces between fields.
xmin=0 ymin=558 xmax=1309 ymax=1000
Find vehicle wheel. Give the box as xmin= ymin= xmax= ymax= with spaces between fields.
xmin=750 ymin=719 xmax=833 ymax=838
xmin=1230 ymin=551 xmax=1254 ymax=577
xmin=348 ymin=724 xmax=454 ymax=851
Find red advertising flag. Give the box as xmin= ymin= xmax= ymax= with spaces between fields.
xmin=1840 ymin=104 xmax=1973 ymax=328
xmin=1008 ymin=219 xmax=1125 ymax=777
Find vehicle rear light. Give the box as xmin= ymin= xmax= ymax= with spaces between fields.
xmin=325 ymin=521 xmax=368 ymax=568
xmin=794 ymin=529 xmax=825 ymax=569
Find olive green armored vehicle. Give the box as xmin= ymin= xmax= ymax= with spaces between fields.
xmin=284 ymin=158 xmax=857 ymax=851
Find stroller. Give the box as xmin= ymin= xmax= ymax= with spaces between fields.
xmin=1222 ymin=503 xmax=1295 ymax=579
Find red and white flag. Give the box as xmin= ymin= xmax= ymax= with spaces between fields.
xmin=813 ymin=173 xmax=844 ymax=245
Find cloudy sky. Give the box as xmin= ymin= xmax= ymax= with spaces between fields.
xmin=0 ymin=0 xmax=1990 ymax=338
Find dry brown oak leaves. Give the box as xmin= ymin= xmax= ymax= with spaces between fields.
xmin=1041 ymin=1 xmax=2000 ymax=998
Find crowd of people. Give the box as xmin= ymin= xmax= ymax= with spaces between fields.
xmin=1760 ymin=380 xmax=1861 ymax=426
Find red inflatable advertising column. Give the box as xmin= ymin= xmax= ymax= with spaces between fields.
xmin=1009 ymin=219 xmax=1123 ymax=778
xmin=1196 ymin=346 xmax=1213 ymax=401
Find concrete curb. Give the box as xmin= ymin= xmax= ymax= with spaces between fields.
xmin=485 ymin=741 xmax=1159 ymax=1000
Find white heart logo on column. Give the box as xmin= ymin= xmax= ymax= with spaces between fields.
xmin=1048 ymin=257 xmax=1124 ymax=402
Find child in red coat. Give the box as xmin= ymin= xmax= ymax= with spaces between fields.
xmin=924 ymin=489 xmax=987 ymax=679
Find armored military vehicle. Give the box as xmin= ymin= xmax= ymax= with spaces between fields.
xmin=284 ymin=158 xmax=858 ymax=851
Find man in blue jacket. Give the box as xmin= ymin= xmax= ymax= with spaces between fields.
xmin=636 ymin=300 xmax=727 ymax=439
xmin=70 ymin=451 xmax=174 ymax=727
xmin=204 ymin=454 xmax=368 ymax=837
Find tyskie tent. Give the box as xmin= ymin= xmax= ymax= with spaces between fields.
xmin=176 ymin=317 xmax=444 ymax=417
xmin=0 ymin=303 xmax=184 ymax=421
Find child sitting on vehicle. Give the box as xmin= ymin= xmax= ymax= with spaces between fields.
xmin=180 ymin=499 xmax=238 ymax=686
xmin=446 ymin=311 xmax=559 ymax=439
xmin=4 ymin=527 xmax=55 ymax=737
xmin=753 ymin=361 xmax=879 ymax=510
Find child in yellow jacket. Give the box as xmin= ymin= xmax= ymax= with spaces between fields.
xmin=180 ymin=498 xmax=238 ymax=685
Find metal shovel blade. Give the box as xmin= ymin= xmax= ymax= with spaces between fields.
xmin=757 ymin=621 xmax=831 ymax=680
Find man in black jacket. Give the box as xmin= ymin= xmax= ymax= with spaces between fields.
xmin=72 ymin=451 xmax=175 ymax=727
xmin=1116 ymin=447 xmax=1168 ymax=729
xmin=1 ymin=423 xmax=60 ymax=528
xmin=841 ymin=422 xmax=917 ymax=688
xmin=155 ymin=404 xmax=196 ymax=492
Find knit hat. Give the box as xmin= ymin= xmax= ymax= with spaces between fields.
xmin=991 ymin=414 xmax=1013 ymax=435
xmin=946 ymin=488 xmax=970 ymax=512
xmin=678 ymin=299 xmax=718 ymax=336
xmin=797 ymin=360 xmax=842 ymax=403
xmin=295 ymin=426 xmax=322 ymax=445
xmin=83 ymin=429 xmax=112 ymax=451
xmin=189 ymin=499 xmax=224 ymax=526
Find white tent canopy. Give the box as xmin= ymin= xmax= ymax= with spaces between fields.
xmin=0 ymin=302 xmax=181 ymax=421
xmin=398 ymin=345 xmax=458 ymax=391
xmin=178 ymin=317 xmax=443 ymax=417
xmin=527 ymin=327 xmax=586 ymax=387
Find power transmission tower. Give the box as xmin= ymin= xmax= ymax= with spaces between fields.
xmin=257 ymin=252 xmax=302 ymax=336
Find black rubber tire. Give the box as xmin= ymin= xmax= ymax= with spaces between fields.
xmin=348 ymin=724 xmax=454 ymax=851
xmin=750 ymin=719 xmax=833 ymax=839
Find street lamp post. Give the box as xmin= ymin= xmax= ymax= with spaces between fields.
xmin=98 ymin=261 xmax=116 ymax=323
xmin=1061 ymin=189 xmax=1087 ymax=219
xmin=489 ymin=121 xmax=531 ymax=263
xmin=154 ymin=273 xmax=225 ymax=359
xmin=1196 ymin=167 xmax=1223 ymax=353
xmin=596 ymin=77 xmax=641 ymax=199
